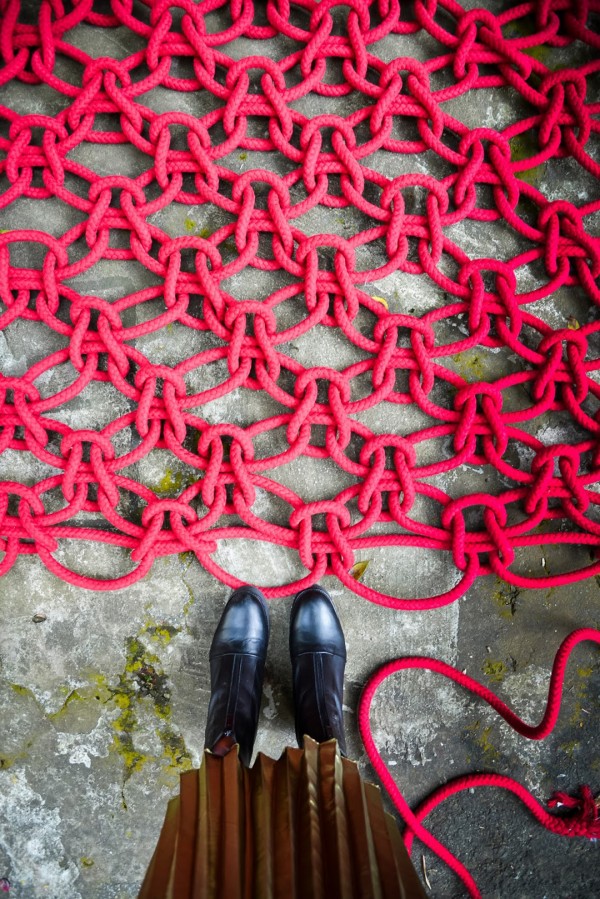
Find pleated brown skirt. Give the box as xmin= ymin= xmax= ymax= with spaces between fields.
xmin=138 ymin=738 xmax=426 ymax=899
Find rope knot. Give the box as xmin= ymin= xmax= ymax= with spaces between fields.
xmin=534 ymin=328 xmax=589 ymax=405
xmin=548 ymin=786 xmax=600 ymax=838
xmin=290 ymin=500 xmax=354 ymax=572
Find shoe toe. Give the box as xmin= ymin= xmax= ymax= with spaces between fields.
xmin=210 ymin=586 xmax=269 ymax=658
xmin=290 ymin=586 xmax=346 ymax=658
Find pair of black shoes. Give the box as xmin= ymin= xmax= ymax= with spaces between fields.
xmin=204 ymin=585 xmax=347 ymax=766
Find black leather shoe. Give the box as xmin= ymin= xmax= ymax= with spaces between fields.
xmin=204 ymin=585 xmax=269 ymax=767
xmin=289 ymin=585 xmax=347 ymax=755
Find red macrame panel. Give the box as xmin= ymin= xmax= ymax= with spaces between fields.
xmin=1 ymin=0 xmax=599 ymax=603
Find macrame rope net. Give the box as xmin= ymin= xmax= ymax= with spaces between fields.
xmin=1 ymin=0 xmax=599 ymax=894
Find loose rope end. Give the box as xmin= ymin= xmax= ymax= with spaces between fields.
xmin=548 ymin=786 xmax=600 ymax=838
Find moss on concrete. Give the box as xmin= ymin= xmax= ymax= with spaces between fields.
xmin=492 ymin=580 xmax=519 ymax=619
xmin=509 ymin=130 xmax=546 ymax=185
xmin=183 ymin=216 xmax=212 ymax=239
xmin=465 ymin=720 xmax=499 ymax=762
xmin=453 ymin=351 xmax=486 ymax=382
xmin=482 ymin=659 xmax=508 ymax=683
xmin=106 ymin=622 xmax=192 ymax=781
xmin=152 ymin=466 xmax=200 ymax=497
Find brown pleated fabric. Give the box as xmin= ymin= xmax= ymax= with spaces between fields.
xmin=138 ymin=738 xmax=427 ymax=899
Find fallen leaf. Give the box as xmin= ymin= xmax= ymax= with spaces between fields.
xmin=371 ymin=295 xmax=388 ymax=310
xmin=349 ymin=560 xmax=370 ymax=581
xmin=567 ymin=316 xmax=580 ymax=330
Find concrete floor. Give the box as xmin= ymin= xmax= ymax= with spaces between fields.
xmin=1 ymin=3 xmax=600 ymax=898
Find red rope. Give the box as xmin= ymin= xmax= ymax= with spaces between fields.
xmin=358 ymin=628 xmax=600 ymax=898
xmin=0 ymin=1 xmax=599 ymax=600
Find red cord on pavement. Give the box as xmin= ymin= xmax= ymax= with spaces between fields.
xmin=359 ymin=628 xmax=600 ymax=898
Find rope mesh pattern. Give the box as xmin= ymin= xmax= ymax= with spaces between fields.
xmin=1 ymin=0 xmax=599 ymax=600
